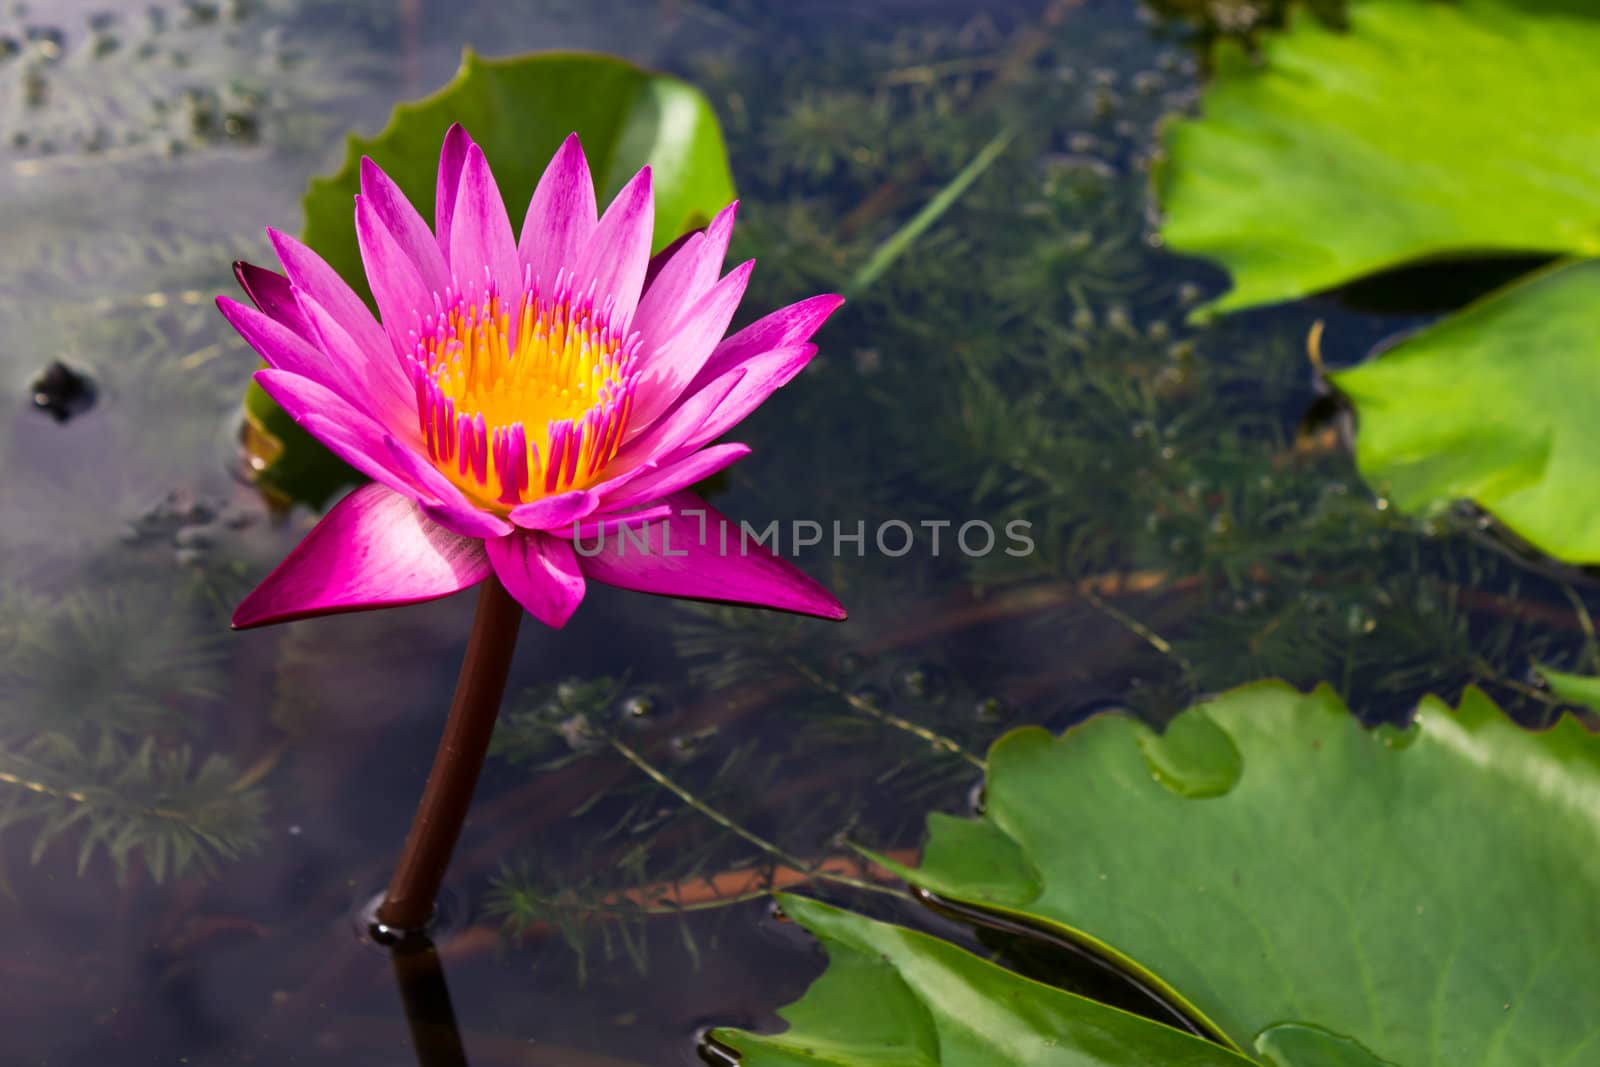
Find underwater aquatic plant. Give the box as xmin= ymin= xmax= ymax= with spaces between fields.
xmin=216 ymin=125 xmax=846 ymax=929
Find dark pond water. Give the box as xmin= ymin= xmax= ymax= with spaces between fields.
xmin=2 ymin=1 xmax=1594 ymax=1064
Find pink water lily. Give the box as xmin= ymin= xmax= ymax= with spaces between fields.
xmin=220 ymin=125 xmax=845 ymax=629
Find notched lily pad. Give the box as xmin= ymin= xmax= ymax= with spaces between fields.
xmin=1330 ymin=259 xmax=1600 ymax=564
xmin=722 ymin=681 xmax=1600 ymax=1064
xmin=709 ymin=894 xmax=1256 ymax=1066
xmin=1535 ymin=664 xmax=1600 ymax=714
xmin=1158 ymin=0 xmax=1600 ymax=315
xmin=1135 ymin=707 xmax=1241 ymax=798
xmin=884 ymin=680 xmax=1600 ymax=1064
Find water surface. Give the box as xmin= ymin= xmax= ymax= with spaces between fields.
xmin=0 ymin=1 xmax=1588 ymax=1064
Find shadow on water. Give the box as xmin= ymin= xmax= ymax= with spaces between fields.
xmin=1327 ymin=253 xmax=1556 ymax=315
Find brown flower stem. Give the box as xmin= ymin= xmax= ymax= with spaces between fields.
xmin=377 ymin=575 xmax=524 ymax=933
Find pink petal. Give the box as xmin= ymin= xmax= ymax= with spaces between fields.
xmin=626 ymin=259 xmax=753 ymax=430
xmin=575 ymin=166 xmax=653 ymax=329
xmin=599 ymin=442 xmax=749 ymax=512
xmin=378 ymin=437 xmax=514 ymax=539
xmin=632 ymin=201 xmax=737 ymax=343
xmin=356 ymin=195 xmax=435 ymax=357
xmin=254 ymin=369 xmax=429 ymax=504
xmin=689 ymin=293 xmax=844 ymax=393
xmin=508 ymin=489 xmax=599 ymax=531
xmin=609 ymin=368 xmax=746 ymax=474
xmin=260 ymin=371 xmax=511 ymax=543
xmin=486 ymin=530 xmax=587 ymax=628
xmin=518 ymin=133 xmax=597 ymax=290
xmin=219 ymin=296 xmax=350 ymax=389
xmin=553 ymin=503 xmax=673 ymax=541
xmin=434 ymin=123 xmax=474 ymax=261
xmin=576 ymin=492 xmax=846 ymax=620
xmin=673 ymin=344 xmax=818 ymax=455
xmin=233 ymin=482 xmax=490 ymax=629
xmin=359 ymin=156 xmax=450 ymax=295
xmin=234 ymin=262 xmax=312 ymax=338
xmin=642 ymin=227 xmax=699 ymax=291
xmin=268 ymin=228 xmax=392 ymax=360
xmin=292 ymin=288 xmax=419 ymax=443
xmin=450 ymin=143 xmax=522 ymax=302
xmin=421 ymin=501 xmax=516 ymax=541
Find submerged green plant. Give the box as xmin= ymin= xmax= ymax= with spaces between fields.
xmin=0 ymin=581 xmax=226 ymax=743
xmin=0 ymin=735 xmax=266 ymax=883
xmin=0 ymin=579 xmax=265 ymax=883
xmin=466 ymin=2 xmax=1600 ymax=983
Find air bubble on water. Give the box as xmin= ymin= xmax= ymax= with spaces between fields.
xmin=618 ymin=692 xmax=659 ymax=721
xmin=974 ymin=696 xmax=1008 ymax=724
xmin=669 ymin=729 xmax=715 ymax=763
xmin=1345 ymin=604 xmax=1377 ymax=636
xmin=896 ymin=663 xmax=948 ymax=703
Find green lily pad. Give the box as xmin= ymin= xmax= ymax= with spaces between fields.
xmin=303 ymin=48 xmax=736 ymax=297
xmin=242 ymin=49 xmax=736 ymax=508
xmin=870 ymin=681 xmax=1600 ymax=1063
xmin=1536 ymin=664 xmax=1600 ymax=714
xmin=710 ymin=894 xmax=1255 ymax=1066
xmin=1157 ymin=0 xmax=1600 ymax=315
xmin=1330 ymin=259 xmax=1600 ymax=563
xmin=1253 ymin=1025 xmax=1397 ymax=1067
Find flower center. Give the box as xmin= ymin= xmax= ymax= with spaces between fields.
xmin=410 ymin=279 xmax=639 ymax=511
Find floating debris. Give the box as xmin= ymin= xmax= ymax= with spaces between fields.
xmin=28 ymin=360 xmax=96 ymax=422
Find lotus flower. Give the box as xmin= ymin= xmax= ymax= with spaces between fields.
xmin=220 ymin=126 xmax=845 ymax=629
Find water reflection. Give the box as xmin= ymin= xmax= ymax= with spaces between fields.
xmin=389 ymin=937 xmax=471 ymax=1067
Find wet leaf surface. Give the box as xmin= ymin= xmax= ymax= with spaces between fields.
xmin=1159 ymin=0 xmax=1600 ymax=314
xmin=1331 ymin=260 xmax=1600 ymax=563
xmin=856 ymin=681 xmax=1600 ymax=1064
xmin=711 ymin=894 xmax=1255 ymax=1066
